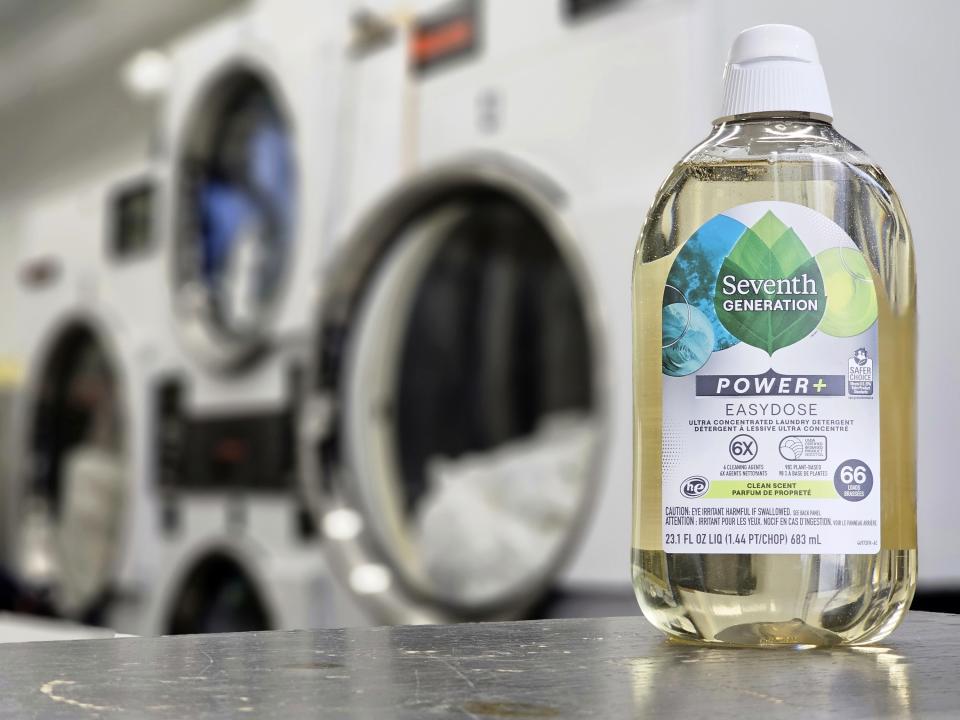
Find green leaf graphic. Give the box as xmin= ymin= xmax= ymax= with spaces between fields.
xmin=770 ymin=227 xmax=810 ymax=275
xmin=714 ymin=212 xmax=826 ymax=355
xmin=750 ymin=210 xmax=790 ymax=247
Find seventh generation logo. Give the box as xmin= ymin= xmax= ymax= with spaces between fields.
xmin=847 ymin=347 xmax=874 ymax=396
xmin=660 ymin=207 xmax=880 ymax=377
xmin=713 ymin=211 xmax=826 ymax=356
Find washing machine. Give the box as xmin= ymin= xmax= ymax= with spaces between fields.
xmin=6 ymin=165 xmax=168 ymax=634
xmin=297 ymin=0 xmax=717 ymax=624
xmin=140 ymin=0 xmax=362 ymax=633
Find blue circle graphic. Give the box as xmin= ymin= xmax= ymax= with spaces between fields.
xmin=665 ymin=214 xmax=745 ymax=351
xmin=662 ymin=303 xmax=715 ymax=377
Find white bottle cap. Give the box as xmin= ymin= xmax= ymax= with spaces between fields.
xmin=718 ymin=24 xmax=833 ymax=122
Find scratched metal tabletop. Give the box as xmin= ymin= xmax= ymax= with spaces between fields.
xmin=1 ymin=611 xmax=958 ymax=718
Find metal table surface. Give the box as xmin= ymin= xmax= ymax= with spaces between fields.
xmin=0 ymin=612 xmax=957 ymax=719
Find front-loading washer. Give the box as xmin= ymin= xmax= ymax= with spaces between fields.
xmin=143 ymin=0 xmax=359 ymax=633
xmin=298 ymin=0 xmax=715 ymax=624
xmin=6 ymin=167 xmax=168 ymax=634
xmin=303 ymin=160 xmax=605 ymax=623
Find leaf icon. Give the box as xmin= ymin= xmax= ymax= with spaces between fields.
xmin=714 ymin=211 xmax=826 ymax=355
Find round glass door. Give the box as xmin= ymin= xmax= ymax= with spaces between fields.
xmin=174 ymin=69 xmax=296 ymax=370
xmin=166 ymin=553 xmax=271 ymax=634
xmin=304 ymin=166 xmax=604 ymax=622
xmin=19 ymin=321 xmax=126 ymax=622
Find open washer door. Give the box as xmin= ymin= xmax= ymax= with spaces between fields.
xmin=15 ymin=319 xmax=128 ymax=624
xmin=173 ymin=67 xmax=296 ymax=372
xmin=302 ymin=159 xmax=606 ymax=624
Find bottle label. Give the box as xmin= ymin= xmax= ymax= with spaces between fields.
xmin=660 ymin=201 xmax=880 ymax=554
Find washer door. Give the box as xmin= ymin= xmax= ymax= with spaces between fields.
xmin=17 ymin=320 xmax=127 ymax=622
xmin=303 ymin=162 xmax=604 ymax=623
xmin=174 ymin=68 xmax=296 ymax=371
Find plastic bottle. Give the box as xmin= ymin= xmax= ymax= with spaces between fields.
xmin=632 ymin=24 xmax=916 ymax=646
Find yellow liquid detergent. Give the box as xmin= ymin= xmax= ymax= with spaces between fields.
xmin=631 ymin=26 xmax=916 ymax=646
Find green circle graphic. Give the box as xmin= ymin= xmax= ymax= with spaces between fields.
xmin=816 ymin=248 xmax=878 ymax=337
